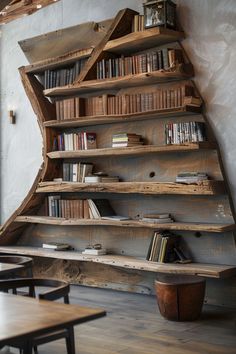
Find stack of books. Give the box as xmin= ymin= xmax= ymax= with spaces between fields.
xmin=146 ymin=231 xmax=191 ymax=263
xmin=176 ymin=172 xmax=208 ymax=184
xmin=112 ymin=133 xmax=143 ymax=148
xmin=85 ymin=174 xmax=119 ymax=183
xmin=88 ymin=199 xmax=129 ymax=220
xmin=42 ymin=242 xmax=71 ymax=250
xmin=132 ymin=14 xmax=144 ymax=32
xmin=82 ymin=247 xmax=107 ymax=255
xmin=141 ymin=213 xmax=174 ymax=223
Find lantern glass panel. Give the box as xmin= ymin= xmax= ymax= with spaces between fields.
xmin=145 ymin=3 xmax=165 ymax=28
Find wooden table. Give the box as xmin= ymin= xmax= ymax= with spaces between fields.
xmin=0 ymin=292 xmax=106 ymax=353
xmin=0 ymin=262 xmax=23 ymax=276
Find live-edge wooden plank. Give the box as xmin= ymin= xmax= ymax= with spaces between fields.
xmin=104 ymin=27 xmax=185 ymax=54
xmin=0 ymin=246 xmax=235 ymax=279
xmin=44 ymin=105 xmax=201 ymax=128
xmin=36 ymin=181 xmax=225 ymax=195
xmin=47 ymin=143 xmax=216 ymax=159
xmin=14 ymin=215 xmax=236 ymax=233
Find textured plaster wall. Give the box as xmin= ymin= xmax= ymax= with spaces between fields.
xmin=0 ymin=0 xmax=236 ymax=225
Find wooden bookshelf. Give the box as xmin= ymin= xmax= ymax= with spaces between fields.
xmin=1 ymin=8 xmax=235 ymax=297
xmin=47 ymin=142 xmax=216 ymax=160
xmin=15 ymin=216 xmax=236 ymax=233
xmin=36 ymin=181 xmax=225 ymax=195
xmin=44 ymin=65 xmax=194 ymax=97
xmin=0 ymin=246 xmax=235 ymax=279
xmin=104 ymin=27 xmax=185 ymax=54
xmin=44 ymin=105 xmax=201 ymax=128
xmin=25 ymin=47 xmax=94 ymax=74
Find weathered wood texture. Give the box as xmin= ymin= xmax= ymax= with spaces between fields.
xmin=14 ymin=215 xmax=236 ymax=233
xmin=0 ymin=246 xmax=235 ymax=278
xmin=36 ymin=180 xmax=225 ymax=195
xmin=25 ymin=47 xmax=93 ymax=74
xmin=104 ymin=27 xmax=185 ymax=54
xmin=43 ymin=105 xmax=201 ymax=128
xmin=19 ymin=19 xmax=112 ymax=63
xmin=0 ymin=0 xmax=61 ymax=25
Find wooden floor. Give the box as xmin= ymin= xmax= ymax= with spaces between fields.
xmin=1 ymin=285 xmax=236 ymax=354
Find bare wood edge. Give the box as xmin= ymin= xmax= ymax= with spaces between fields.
xmin=14 ymin=216 xmax=236 ymax=233
xmin=43 ymin=105 xmax=202 ymax=128
xmin=0 ymin=246 xmax=235 ymax=278
xmin=104 ymin=27 xmax=185 ymax=53
xmin=44 ymin=64 xmax=193 ymax=97
xmin=77 ymin=8 xmax=139 ymax=82
xmin=25 ymin=47 xmax=94 ymax=74
xmin=36 ymin=181 xmax=226 ymax=196
xmin=46 ymin=143 xmax=216 ymax=160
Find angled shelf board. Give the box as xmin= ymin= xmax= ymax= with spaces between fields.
xmin=36 ymin=181 xmax=225 ymax=195
xmin=25 ymin=47 xmax=94 ymax=74
xmin=14 ymin=216 xmax=236 ymax=233
xmin=0 ymin=246 xmax=235 ymax=279
xmin=44 ymin=105 xmax=202 ymax=128
xmin=47 ymin=143 xmax=216 ymax=159
xmin=104 ymin=27 xmax=185 ymax=54
xmin=44 ymin=65 xmax=193 ymax=97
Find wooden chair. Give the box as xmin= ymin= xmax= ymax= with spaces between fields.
xmin=0 ymin=255 xmax=33 ymax=277
xmin=0 ymin=278 xmax=74 ymax=354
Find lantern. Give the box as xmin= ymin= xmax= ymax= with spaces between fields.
xmin=143 ymin=0 xmax=176 ymax=29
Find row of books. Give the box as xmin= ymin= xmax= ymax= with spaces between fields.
xmin=43 ymin=59 xmax=86 ymax=89
xmin=48 ymin=197 xmax=128 ymax=220
xmin=63 ymin=162 xmax=93 ymax=182
xmin=96 ymin=48 xmax=183 ymax=79
xmin=147 ymin=231 xmax=191 ymax=263
xmin=54 ymin=84 xmax=200 ymax=120
xmin=176 ymin=172 xmax=208 ymax=184
xmin=53 ymin=132 xmax=97 ymax=151
xmin=55 ymin=97 xmax=82 ymax=120
xmin=165 ymin=121 xmax=206 ymax=144
xmin=112 ymin=133 xmax=143 ymax=148
xmin=132 ymin=14 xmax=144 ymax=32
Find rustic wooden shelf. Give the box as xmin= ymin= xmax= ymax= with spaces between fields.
xmin=25 ymin=47 xmax=93 ymax=74
xmin=44 ymin=105 xmax=201 ymax=128
xmin=47 ymin=142 xmax=216 ymax=160
xmin=36 ymin=180 xmax=225 ymax=195
xmin=104 ymin=27 xmax=185 ymax=54
xmin=44 ymin=65 xmax=193 ymax=97
xmin=15 ymin=215 xmax=236 ymax=233
xmin=0 ymin=246 xmax=234 ymax=278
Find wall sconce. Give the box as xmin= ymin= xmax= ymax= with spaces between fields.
xmin=8 ymin=110 xmax=16 ymax=124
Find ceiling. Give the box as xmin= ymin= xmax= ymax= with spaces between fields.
xmin=0 ymin=0 xmax=60 ymax=24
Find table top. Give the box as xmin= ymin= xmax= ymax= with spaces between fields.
xmin=0 ymin=262 xmax=23 ymax=275
xmin=0 ymin=292 xmax=106 ymax=346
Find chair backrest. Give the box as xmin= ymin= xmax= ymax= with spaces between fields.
xmin=0 ymin=278 xmax=70 ymax=304
xmin=0 ymin=255 xmax=33 ymax=266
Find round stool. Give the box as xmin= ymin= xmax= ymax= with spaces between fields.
xmin=155 ymin=274 xmax=206 ymax=321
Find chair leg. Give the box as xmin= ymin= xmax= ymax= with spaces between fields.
xmin=65 ymin=327 xmax=75 ymax=354
xmin=22 ymin=341 xmax=33 ymax=354
xmin=33 ymin=345 xmax=38 ymax=354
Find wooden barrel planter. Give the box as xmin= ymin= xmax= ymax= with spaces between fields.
xmin=155 ymin=274 xmax=206 ymax=321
